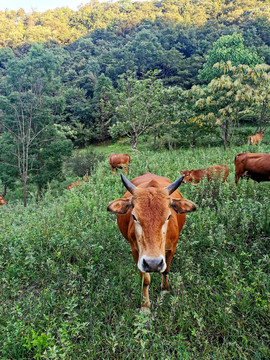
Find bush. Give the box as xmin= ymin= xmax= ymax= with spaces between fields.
xmin=64 ymin=149 xmax=105 ymax=177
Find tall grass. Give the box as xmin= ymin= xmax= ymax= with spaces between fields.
xmin=0 ymin=145 xmax=269 ymax=359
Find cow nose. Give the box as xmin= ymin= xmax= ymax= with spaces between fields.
xmin=141 ymin=256 xmax=166 ymax=273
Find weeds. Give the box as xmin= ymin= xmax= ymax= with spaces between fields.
xmin=0 ymin=145 xmax=269 ymax=359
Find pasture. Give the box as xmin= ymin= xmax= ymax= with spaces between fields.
xmin=0 ymin=144 xmax=269 ymax=359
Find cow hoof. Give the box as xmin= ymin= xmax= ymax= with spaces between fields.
xmin=141 ymin=306 xmax=151 ymax=314
xmin=161 ymin=290 xmax=170 ymax=295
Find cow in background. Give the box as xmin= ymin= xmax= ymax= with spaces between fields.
xmin=109 ymin=153 xmax=131 ymax=175
xmin=0 ymin=195 xmax=7 ymax=205
xmin=235 ymin=153 xmax=270 ymax=185
xmin=248 ymin=131 xmax=264 ymax=145
xmin=68 ymin=176 xmax=89 ymax=191
xmin=181 ymin=165 xmax=229 ymax=185
xmin=107 ymin=172 xmax=196 ymax=310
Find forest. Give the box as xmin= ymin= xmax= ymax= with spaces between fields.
xmin=0 ymin=1 xmax=270 ymax=358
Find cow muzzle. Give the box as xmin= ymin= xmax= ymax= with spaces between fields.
xmin=138 ymin=255 xmax=166 ymax=273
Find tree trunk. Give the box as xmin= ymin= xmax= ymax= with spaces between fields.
xmin=132 ymin=133 xmax=138 ymax=150
xmin=223 ymin=120 xmax=229 ymax=151
xmin=23 ymin=176 xmax=27 ymax=207
xmin=2 ymin=184 xmax=7 ymax=197
xmin=259 ymin=101 xmax=266 ymax=131
xmin=37 ymin=184 xmax=42 ymax=201
xmin=168 ymin=120 xmax=172 ymax=151
xmin=153 ymin=124 xmax=157 ymax=152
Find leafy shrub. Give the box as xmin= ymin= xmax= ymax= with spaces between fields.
xmin=64 ymin=148 xmax=105 ymax=177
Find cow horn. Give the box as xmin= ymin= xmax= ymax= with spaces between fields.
xmin=166 ymin=175 xmax=185 ymax=195
xmin=121 ymin=173 xmax=137 ymax=194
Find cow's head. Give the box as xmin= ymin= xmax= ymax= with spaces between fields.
xmin=107 ymin=174 xmax=196 ymax=273
xmin=180 ymin=170 xmax=194 ymax=184
xmin=0 ymin=195 xmax=7 ymax=205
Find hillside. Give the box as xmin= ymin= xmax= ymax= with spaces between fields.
xmin=0 ymin=145 xmax=269 ymax=358
xmin=1 ymin=0 xmax=270 ymax=48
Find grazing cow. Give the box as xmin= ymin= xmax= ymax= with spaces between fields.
xmin=68 ymin=176 xmax=89 ymax=191
xmin=248 ymin=131 xmax=264 ymax=145
xmin=0 ymin=194 xmax=7 ymax=205
xmin=109 ymin=153 xmax=131 ymax=175
xmin=107 ymin=172 xmax=196 ymax=310
xmin=235 ymin=153 xmax=270 ymax=185
xmin=181 ymin=165 xmax=229 ymax=185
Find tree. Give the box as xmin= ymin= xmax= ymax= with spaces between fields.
xmin=198 ymin=32 xmax=264 ymax=82
xmin=0 ymin=132 xmax=19 ymax=196
xmin=109 ymin=71 xmax=163 ymax=150
xmin=0 ymin=44 xmax=67 ymax=206
xmin=92 ymin=74 xmax=115 ymax=142
xmin=150 ymin=85 xmax=185 ymax=151
xmin=31 ymin=127 xmax=72 ymax=200
xmin=190 ymin=61 xmax=270 ymax=150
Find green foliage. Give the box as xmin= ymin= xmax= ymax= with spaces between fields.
xmin=191 ymin=62 xmax=270 ymax=149
xmin=91 ymin=74 xmax=115 ymax=142
xmin=0 ymin=43 xmax=69 ymax=205
xmin=199 ymin=32 xmax=264 ymax=82
xmin=0 ymin=144 xmax=269 ymax=358
xmin=0 ymin=132 xmax=19 ymax=190
xmin=110 ymin=70 xmax=166 ymax=149
xmin=31 ymin=129 xmax=73 ymax=190
xmin=1 ymin=0 xmax=270 ymax=49
xmin=64 ymin=148 xmax=105 ymax=177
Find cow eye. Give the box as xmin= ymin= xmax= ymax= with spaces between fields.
xmin=167 ymin=214 xmax=171 ymax=221
xmin=132 ymin=213 xmax=138 ymax=222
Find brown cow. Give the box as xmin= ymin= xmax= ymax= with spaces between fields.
xmin=248 ymin=131 xmax=264 ymax=145
xmin=0 ymin=194 xmax=7 ymax=205
xmin=181 ymin=165 xmax=229 ymax=185
xmin=109 ymin=153 xmax=131 ymax=175
xmin=235 ymin=153 xmax=270 ymax=185
xmin=68 ymin=176 xmax=89 ymax=191
xmin=107 ymin=172 xmax=196 ymax=310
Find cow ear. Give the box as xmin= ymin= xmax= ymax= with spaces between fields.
xmin=170 ymin=198 xmax=197 ymax=214
xmin=107 ymin=198 xmax=132 ymax=214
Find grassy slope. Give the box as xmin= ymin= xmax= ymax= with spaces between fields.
xmin=0 ymin=144 xmax=269 ymax=359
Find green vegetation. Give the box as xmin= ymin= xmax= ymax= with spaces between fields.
xmin=0 ymin=145 xmax=269 ymax=359
xmin=1 ymin=2 xmax=270 ymax=180
xmin=0 ymin=2 xmax=269 ymax=356
xmin=0 ymin=0 xmax=269 ymax=48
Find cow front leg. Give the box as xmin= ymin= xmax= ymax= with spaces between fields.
xmin=161 ymin=271 xmax=170 ymax=292
xmin=235 ymin=173 xmax=241 ymax=185
xmin=140 ymin=272 xmax=151 ymax=310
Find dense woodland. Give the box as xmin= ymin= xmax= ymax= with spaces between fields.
xmin=0 ymin=0 xmax=270 ymax=203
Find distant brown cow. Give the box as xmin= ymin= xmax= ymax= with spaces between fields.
xmin=181 ymin=165 xmax=229 ymax=185
xmin=0 ymin=194 xmax=7 ymax=205
xmin=248 ymin=131 xmax=264 ymax=145
xmin=68 ymin=176 xmax=89 ymax=191
xmin=109 ymin=153 xmax=131 ymax=175
xmin=235 ymin=153 xmax=270 ymax=185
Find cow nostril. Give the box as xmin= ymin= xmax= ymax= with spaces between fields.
xmin=157 ymin=259 xmax=164 ymax=271
xmin=143 ymin=258 xmax=150 ymax=272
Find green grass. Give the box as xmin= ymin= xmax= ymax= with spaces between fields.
xmin=0 ymin=144 xmax=269 ymax=359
